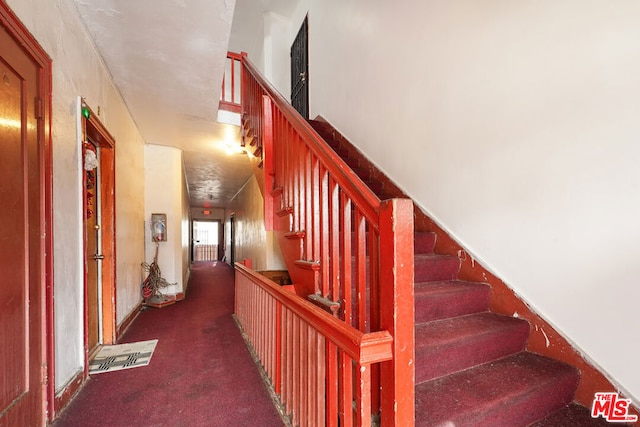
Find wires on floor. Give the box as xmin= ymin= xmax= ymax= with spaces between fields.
xmin=141 ymin=242 xmax=176 ymax=300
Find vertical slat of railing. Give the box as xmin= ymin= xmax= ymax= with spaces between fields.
xmin=356 ymin=364 xmax=372 ymax=427
xmin=282 ymin=308 xmax=290 ymax=416
xmin=275 ymin=300 xmax=282 ymax=394
xmin=342 ymin=193 xmax=353 ymax=326
xmin=326 ymin=341 xmax=338 ymax=427
xmin=355 ymin=211 xmax=367 ymax=332
xmin=231 ymin=56 xmax=237 ymax=104
xmin=330 ymin=178 xmax=340 ymax=302
xmin=320 ymin=165 xmax=330 ymax=297
xmin=316 ymin=335 xmax=326 ymax=426
xmin=369 ymin=230 xmax=381 ymax=413
xmin=312 ymin=156 xmax=321 ymax=265
xmin=340 ymin=351 xmax=354 ymax=425
xmin=286 ymin=311 xmax=294 ymax=423
xmin=301 ymin=323 xmax=309 ymax=424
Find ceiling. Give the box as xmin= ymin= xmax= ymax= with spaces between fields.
xmin=72 ymin=0 xmax=292 ymax=209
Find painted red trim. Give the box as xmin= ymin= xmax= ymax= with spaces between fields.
xmin=53 ymin=370 xmax=84 ymax=415
xmin=218 ymin=100 xmax=241 ymax=114
xmin=81 ymin=102 xmax=118 ymax=384
xmin=116 ymin=302 xmax=142 ymax=339
xmin=379 ymin=200 xmax=416 ymax=426
xmin=42 ymin=42 xmax=55 ymax=427
xmin=235 ymin=263 xmax=393 ymax=363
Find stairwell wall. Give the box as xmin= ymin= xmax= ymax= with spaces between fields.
xmin=237 ymin=0 xmax=640 ymax=404
xmin=225 ymin=175 xmax=286 ymax=271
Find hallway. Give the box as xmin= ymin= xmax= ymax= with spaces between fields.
xmin=52 ymin=262 xmax=285 ymax=427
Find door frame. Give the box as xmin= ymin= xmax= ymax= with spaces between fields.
xmin=192 ymin=219 xmax=222 ymax=262
xmin=80 ymin=100 xmax=117 ymax=369
xmin=0 ymin=3 xmax=53 ymax=422
xmin=290 ymin=15 xmax=309 ymax=119
xmin=229 ymin=214 xmax=236 ymax=265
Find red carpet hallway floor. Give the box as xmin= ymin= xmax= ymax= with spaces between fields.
xmin=52 ymin=261 xmax=285 ymax=427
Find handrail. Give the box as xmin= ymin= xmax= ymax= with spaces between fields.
xmin=235 ymin=263 xmax=393 ymax=364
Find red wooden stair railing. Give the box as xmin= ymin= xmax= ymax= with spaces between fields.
xmin=230 ymin=52 xmax=416 ymax=426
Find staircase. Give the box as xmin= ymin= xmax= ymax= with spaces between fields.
xmin=308 ymin=119 xmax=616 ymax=427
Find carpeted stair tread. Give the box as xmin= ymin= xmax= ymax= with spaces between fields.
xmin=527 ymin=403 xmax=621 ymax=426
xmin=414 ymin=280 xmax=491 ymax=322
xmin=414 ymin=253 xmax=460 ymax=282
xmin=415 ymin=312 xmax=530 ymax=382
xmin=415 ymin=351 xmax=580 ymax=427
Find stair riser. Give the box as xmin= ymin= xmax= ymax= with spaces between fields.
xmin=414 ymin=256 xmax=460 ymax=282
xmin=415 ymin=285 xmax=491 ymax=322
xmin=415 ymin=321 xmax=530 ymax=383
xmin=414 ymin=232 xmax=436 ymax=254
xmin=468 ymin=373 xmax=579 ymax=427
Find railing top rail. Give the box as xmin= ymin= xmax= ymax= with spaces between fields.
xmin=242 ymin=56 xmax=383 ymax=227
xmin=227 ymin=51 xmax=245 ymax=61
xmin=236 ymin=263 xmax=393 ymax=364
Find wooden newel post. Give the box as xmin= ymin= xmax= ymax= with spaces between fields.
xmin=379 ymin=198 xmax=415 ymax=427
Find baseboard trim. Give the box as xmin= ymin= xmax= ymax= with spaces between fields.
xmin=176 ymin=267 xmax=191 ymax=301
xmin=116 ymin=301 xmax=142 ymax=340
xmin=53 ymin=369 xmax=84 ymax=418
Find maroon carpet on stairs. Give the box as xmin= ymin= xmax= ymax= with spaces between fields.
xmin=53 ymin=261 xmax=284 ymax=427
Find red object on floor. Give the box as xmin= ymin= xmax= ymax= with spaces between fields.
xmin=53 ymin=262 xmax=284 ymax=427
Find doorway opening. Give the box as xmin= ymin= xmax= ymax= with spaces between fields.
xmin=193 ymin=220 xmax=221 ymax=262
xmin=81 ymin=100 xmax=116 ymax=363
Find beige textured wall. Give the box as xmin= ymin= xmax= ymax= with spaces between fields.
xmin=225 ymin=175 xmax=285 ymax=271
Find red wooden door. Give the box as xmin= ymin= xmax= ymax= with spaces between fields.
xmin=0 ymin=16 xmax=48 ymax=427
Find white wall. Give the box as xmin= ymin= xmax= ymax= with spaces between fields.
xmin=144 ymin=145 xmax=189 ymax=296
xmin=237 ymin=0 xmax=640 ymax=403
xmin=6 ymin=0 xmax=147 ymax=391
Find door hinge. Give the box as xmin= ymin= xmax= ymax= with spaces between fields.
xmin=36 ymin=97 xmax=45 ymax=119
